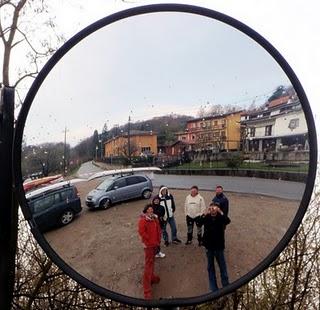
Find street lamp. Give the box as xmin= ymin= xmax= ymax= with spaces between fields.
xmin=99 ymin=139 xmax=103 ymax=160
xmin=43 ymin=150 xmax=48 ymax=176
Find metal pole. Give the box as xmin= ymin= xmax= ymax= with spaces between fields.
xmin=128 ymin=115 xmax=131 ymax=165
xmin=100 ymin=139 xmax=103 ymax=160
xmin=63 ymin=126 xmax=67 ymax=175
xmin=0 ymin=86 xmax=17 ymax=310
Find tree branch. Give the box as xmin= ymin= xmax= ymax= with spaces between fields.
xmin=16 ymin=27 xmax=50 ymax=56
xmin=11 ymin=38 xmax=24 ymax=48
xmin=14 ymin=71 xmax=37 ymax=88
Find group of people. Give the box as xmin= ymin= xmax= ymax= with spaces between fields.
xmin=138 ymin=185 xmax=231 ymax=299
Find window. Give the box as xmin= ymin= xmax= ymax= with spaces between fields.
xmin=192 ymin=135 xmax=195 ymax=140
xmin=250 ymin=127 xmax=255 ymax=137
xmin=214 ymin=120 xmax=218 ymax=126
xmin=61 ymin=188 xmax=74 ymax=201
xmin=265 ymin=125 xmax=272 ymax=136
xmin=113 ymin=178 xmax=126 ymax=189
xmin=126 ymin=176 xmax=145 ymax=185
xmin=126 ymin=176 xmax=141 ymax=185
xmin=33 ymin=194 xmax=55 ymax=213
xmin=137 ymin=176 xmax=147 ymax=183
xmin=280 ymin=107 xmax=293 ymax=113
xmin=288 ymin=118 xmax=299 ymax=130
xmin=141 ymin=147 xmax=151 ymax=153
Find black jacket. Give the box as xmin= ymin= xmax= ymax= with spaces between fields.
xmin=199 ymin=213 xmax=231 ymax=250
xmin=212 ymin=193 xmax=229 ymax=216
xmin=152 ymin=197 xmax=166 ymax=227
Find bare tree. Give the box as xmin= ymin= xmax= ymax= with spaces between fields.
xmin=121 ymin=140 xmax=139 ymax=158
xmin=197 ymin=103 xmax=242 ymax=118
xmin=0 ymin=0 xmax=65 ymax=107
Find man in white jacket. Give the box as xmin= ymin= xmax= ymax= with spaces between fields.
xmin=184 ymin=185 xmax=206 ymax=246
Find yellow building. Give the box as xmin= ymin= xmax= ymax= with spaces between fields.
xmin=177 ymin=111 xmax=242 ymax=151
xmin=104 ymin=130 xmax=157 ymax=157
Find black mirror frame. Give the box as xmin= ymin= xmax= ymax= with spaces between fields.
xmin=13 ymin=3 xmax=318 ymax=308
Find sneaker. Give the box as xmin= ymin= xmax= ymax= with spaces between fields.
xmin=172 ymin=238 xmax=182 ymax=244
xmin=185 ymin=240 xmax=192 ymax=245
xmin=164 ymin=241 xmax=169 ymax=247
xmin=155 ymin=251 xmax=166 ymax=258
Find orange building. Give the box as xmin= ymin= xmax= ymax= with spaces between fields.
xmin=176 ymin=111 xmax=242 ymax=151
xmin=104 ymin=130 xmax=157 ymax=157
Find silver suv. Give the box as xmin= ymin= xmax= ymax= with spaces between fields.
xmin=85 ymin=174 xmax=153 ymax=209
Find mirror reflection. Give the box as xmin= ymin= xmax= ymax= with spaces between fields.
xmin=21 ymin=12 xmax=309 ymax=299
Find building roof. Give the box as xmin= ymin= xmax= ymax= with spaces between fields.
xmin=241 ymin=98 xmax=300 ymax=118
xmin=268 ymin=95 xmax=290 ymax=108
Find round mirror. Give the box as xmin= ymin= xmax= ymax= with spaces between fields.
xmin=14 ymin=4 xmax=317 ymax=308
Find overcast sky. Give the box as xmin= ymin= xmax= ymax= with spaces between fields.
xmin=4 ymin=0 xmax=317 ymax=148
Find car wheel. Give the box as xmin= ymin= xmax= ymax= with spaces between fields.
xmin=60 ymin=210 xmax=74 ymax=226
xmin=100 ymin=198 xmax=111 ymax=210
xmin=142 ymin=189 xmax=152 ymax=199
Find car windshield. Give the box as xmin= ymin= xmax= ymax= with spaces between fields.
xmin=96 ymin=178 xmax=114 ymax=190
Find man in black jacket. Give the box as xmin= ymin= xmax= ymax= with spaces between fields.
xmin=158 ymin=185 xmax=182 ymax=246
xmin=212 ymin=185 xmax=229 ymax=217
xmin=199 ymin=202 xmax=231 ymax=292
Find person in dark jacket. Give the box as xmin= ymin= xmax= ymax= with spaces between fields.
xmin=199 ymin=202 xmax=231 ymax=292
xmin=158 ymin=185 xmax=182 ymax=246
xmin=212 ymin=185 xmax=229 ymax=217
xmin=138 ymin=204 xmax=161 ymax=299
xmin=151 ymin=196 xmax=166 ymax=258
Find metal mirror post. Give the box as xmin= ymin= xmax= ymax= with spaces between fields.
xmin=0 ymin=86 xmax=17 ymax=310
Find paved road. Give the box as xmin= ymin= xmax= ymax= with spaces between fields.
xmin=76 ymin=161 xmax=103 ymax=178
xmin=153 ymin=174 xmax=305 ymax=200
xmin=77 ymin=161 xmax=305 ymax=200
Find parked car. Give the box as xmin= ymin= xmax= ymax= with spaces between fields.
xmin=26 ymin=183 xmax=82 ymax=232
xmin=85 ymin=174 xmax=153 ymax=210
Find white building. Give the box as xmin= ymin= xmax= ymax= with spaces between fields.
xmin=241 ymin=97 xmax=308 ymax=153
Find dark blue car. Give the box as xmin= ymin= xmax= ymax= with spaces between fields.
xmin=26 ymin=183 xmax=82 ymax=232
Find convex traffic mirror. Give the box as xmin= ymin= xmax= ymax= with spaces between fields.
xmin=14 ymin=4 xmax=317 ymax=308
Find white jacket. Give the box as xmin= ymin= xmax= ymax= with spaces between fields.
xmin=184 ymin=194 xmax=206 ymax=219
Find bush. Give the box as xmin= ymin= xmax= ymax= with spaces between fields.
xmin=225 ymin=153 xmax=244 ymax=169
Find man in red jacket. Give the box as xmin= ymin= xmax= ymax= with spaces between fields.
xmin=138 ymin=203 xmax=161 ymax=299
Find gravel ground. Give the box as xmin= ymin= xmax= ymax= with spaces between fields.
xmin=44 ymin=180 xmax=299 ymax=299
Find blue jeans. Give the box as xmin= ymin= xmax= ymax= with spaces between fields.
xmin=206 ymin=249 xmax=229 ymax=292
xmin=162 ymin=216 xmax=177 ymax=242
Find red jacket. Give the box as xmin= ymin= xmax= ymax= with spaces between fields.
xmin=138 ymin=214 xmax=161 ymax=247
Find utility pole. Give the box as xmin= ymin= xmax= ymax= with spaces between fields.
xmin=128 ymin=115 xmax=131 ymax=165
xmin=63 ymin=127 xmax=68 ymax=175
